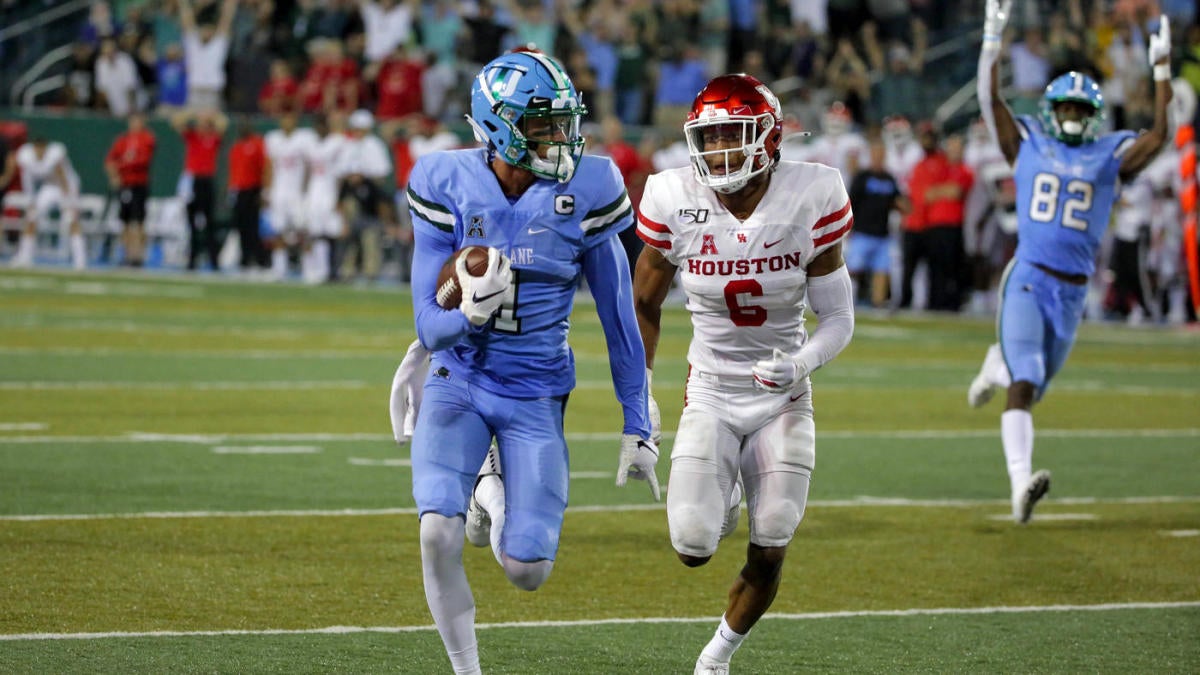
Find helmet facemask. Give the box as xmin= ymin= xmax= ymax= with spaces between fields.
xmin=1039 ymin=72 xmax=1105 ymax=145
xmin=685 ymin=114 xmax=776 ymax=194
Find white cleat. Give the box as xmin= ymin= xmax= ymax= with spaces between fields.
xmin=968 ymin=344 xmax=1004 ymax=408
xmin=465 ymin=443 xmax=501 ymax=547
xmin=695 ymin=655 xmax=730 ymax=675
xmin=719 ymin=481 xmax=742 ymax=540
xmin=1014 ymin=469 xmax=1052 ymax=524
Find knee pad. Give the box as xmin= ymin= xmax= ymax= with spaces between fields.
xmin=668 ymin=501 xmax=719 ymax=558
xmin=502 ymin=558 xmax=553 ymax=591
xmin=419 ymin=513 xmax=464 ymax=563
xmin=749 ymin=497 xmax=804 ymax=549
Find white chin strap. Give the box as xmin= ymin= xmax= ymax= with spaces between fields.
xmin=1061 ymin=120 xmax=1084 ymax=135
xmin=531 ymin=144 xmax=575 ymax=183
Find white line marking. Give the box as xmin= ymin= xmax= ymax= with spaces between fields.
xmin=3 ymin=496 xmax=1197 ymax=522
xmin=211 ymin=446 xmax=321 ymax=455
xmin=2 ymin=428 xmax=1197 ymax=445
xmin=348 ymin=458 xmax=411 ymax=467
xmin=568 ymin=471 xmax=611 ymax=479
xmin=0 ymin=422 xmax=47 ymax=431
xmin=1 ymin=601 xmax=1196 ymax=641
xmin=1161 ymin=529 xmax=1200 ymax=537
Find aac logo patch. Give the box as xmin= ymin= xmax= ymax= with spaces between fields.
xmin=555 ymin=195 xmax=575 ymax=215
xmin=466 ymin=216 xmax=485 ymax=238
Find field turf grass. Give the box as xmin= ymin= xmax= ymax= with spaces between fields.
xmin=1 ymin=269 xmax=1197 ymax=673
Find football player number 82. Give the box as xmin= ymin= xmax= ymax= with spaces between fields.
xmin=724 ymin=279 xmax=767 ymax=327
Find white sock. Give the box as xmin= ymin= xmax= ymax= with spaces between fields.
xmin=448 ymin=645 xmax=481 ymax=675
xmin=271 ymin=248 xmax=287 ymax=277
xmin=15 ymin=234 xmax=35 ymax=263
xmin=986 ymin=344 xmax=1011 ymax=387
xmin=70 ymin=234 xmax=86 ymax=269
xmin=419 ymin=514 xmax=479 ymax=674
xmin=311 ymin=239 xmax=330 ymax=282
xmin=475 ymin=475 xmax=506 ymax=566
xmin=1001 ymin=409 xmax=1034 ymax=497
xmin=699 ymin=615 xmax=747 ymax=664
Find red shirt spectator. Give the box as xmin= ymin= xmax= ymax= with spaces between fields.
xmin=371 ymin=50 xmax=425 ymax=121
xmin=299 ymin=39 xmax=361 ymax=113
xmin=258 ymin=59 xmax=299 ymax=115
xmin=105 ymin=121 xmax=156 ymax=187
xmin=228 ymin=132 xmax=266 ymax=190
xmin=908 ymin=152 xmax=974 ymax=228
xmin=172 ymin=110 xmax=227 ymax=177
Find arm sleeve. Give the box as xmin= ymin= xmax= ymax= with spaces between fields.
xmin=583 ymin=234 xmax=650 ymax=437
xmin=796 ymin=265 xmax=855 ymax=376
xmin=407 ymin=161 xmax=474 ymax=351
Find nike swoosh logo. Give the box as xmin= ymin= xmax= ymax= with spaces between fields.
xmin=528 ymin=227 xmax=549 ymax=235
xmin=764 ymin=239 xmax=784 ymax=249
xmin=472 ymin=289 xmax=505 ymax=303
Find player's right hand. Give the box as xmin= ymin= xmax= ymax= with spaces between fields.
xmin=616 ymin=434 xmax=660 ymax=502
xmin=458 ymin=247 xmax=512 ymax=326
xmin=1148 ymin=16 xmax=1170 ymax=67
xmin=984 ymin=0 xmax=1012 ymax=40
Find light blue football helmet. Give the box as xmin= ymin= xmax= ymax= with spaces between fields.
xmin=1039 ymin=71 xmax=1105 ymax=145
xmin=467 ymin=51 xmax=587 ymax=183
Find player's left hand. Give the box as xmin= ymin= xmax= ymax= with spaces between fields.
xmin=616 ymin=434 xmax=660 ymax=501
xmin=752 ymin=348 xmax=808 ymax=394
xmin=1148 ymin=15 xmax=1170 ymax=67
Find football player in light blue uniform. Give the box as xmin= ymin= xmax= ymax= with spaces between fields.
xmin=405 ymin=50 xmax=658 ymax=674
xmin=972 ymin=0 xmax=1172 ymax=523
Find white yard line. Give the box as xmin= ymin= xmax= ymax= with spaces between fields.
xmin=0 ymin=422 xmax=47 ymax=431
xmin=211 ymin=446 xmax=321 ymax=455
xmin=2 ymin=428 xmax=1197 ymax=445
xmin=0 ymin=601 xmax=1196 ymax=641
xmin=3 ymin=495 xmax=1197 ymax=522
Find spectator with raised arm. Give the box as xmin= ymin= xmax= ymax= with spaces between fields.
xmin=179 ymin=0 xmax=237 ymax=110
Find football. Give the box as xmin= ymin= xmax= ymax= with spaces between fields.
xmin=436 ymin=246 xmax=491 ymax=309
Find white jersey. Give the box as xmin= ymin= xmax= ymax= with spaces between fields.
xmin=885 ymin=139 xmax=923 ymax=192
xmin=638 ymin=161 xmax=852 ymax=377
xmin=305 ymin=133 xmax=348 ymax=213
xmin=265 ymin=128 xmax=317 ymax=202
xmin=796 ymin=132 xmax=867 ymax=186
xmin=16 ymin=142 xmax=79 ymax=196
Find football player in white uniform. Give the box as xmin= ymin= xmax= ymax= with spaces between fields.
xmin=11 ymin=137 xmax=86 ymax=269
xmin=302 ymin=112 xmax=348 ymax=284
xmin=264 ymin=112 xmax=317 ymax=280
xmin=634 ymin=74 xmax=855 ymax=675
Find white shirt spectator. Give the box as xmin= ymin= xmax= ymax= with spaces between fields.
xmin=94 ymin=50 xmax=142 ymax=116
xmin=340 ymin=110 xmax=393 ymax=178
xmin=184 ymin=31 xmax=230 ymax=94
xmin=361 ymin=0 xmax=416 ymax=63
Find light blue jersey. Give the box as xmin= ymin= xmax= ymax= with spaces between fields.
xmin=1012 ymin=115 xmax=1136 ymax=277
xmin=407 ymin=147 xmax=648 ymax=435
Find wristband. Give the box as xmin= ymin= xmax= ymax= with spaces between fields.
xmin=645 ymin=367 xmax=653 ymax=388
xmin=1154 ymin=63 xmax=1171 ymax=81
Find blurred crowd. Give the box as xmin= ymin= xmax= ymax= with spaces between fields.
xmin=1 ymin=0 xmax=1198 ymax=323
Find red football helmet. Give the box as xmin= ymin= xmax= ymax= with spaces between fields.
xmin=684 ymin=74 xmax=783 ymax=194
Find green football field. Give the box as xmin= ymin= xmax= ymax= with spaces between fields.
xmin=1 ymin=268 xmax=1197 ymax=674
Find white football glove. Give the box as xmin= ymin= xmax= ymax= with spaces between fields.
xmin=983 ymin=0 xmax=1012 ymax=40
xmin=457 ymin=247 xmax=512 ymax=326
xmin=1149 ymin=15 xmax=1170 ymax=71
xmin=388 ymin=340 xmax=431 ymax=444
xmin=752 ymin=348 xmax=809 ymax=395
xmin=616 ymin=434 xmax=660 ymax=501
